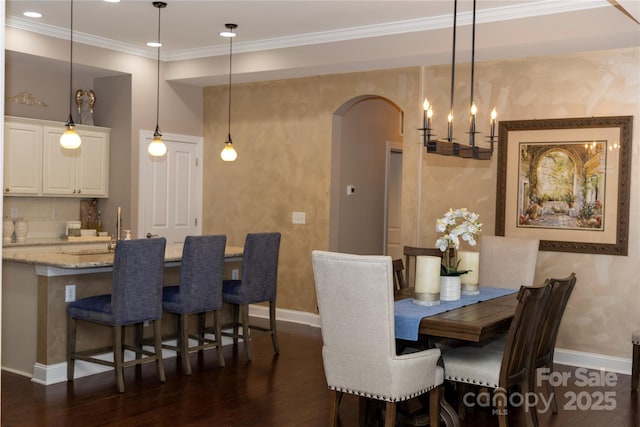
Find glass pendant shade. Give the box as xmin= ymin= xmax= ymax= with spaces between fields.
xmin=220 ymin=137 xmax=237 ymax=161
xmin=148 ymin=129 xmax=167 ymax=156
xmin=60 ymin=120 xmax=81 ymax=149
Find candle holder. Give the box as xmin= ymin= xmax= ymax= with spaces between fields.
xmin=413 ymin=292 xmax=440 ymax=306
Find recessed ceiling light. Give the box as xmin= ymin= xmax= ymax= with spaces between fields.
xmin=104 ymin=0 xmax=121 ymax=3
xmin=23 ymin=11 xmax=42 ymax=18
xmin=147 ymin=42 xmax=162 ymax=48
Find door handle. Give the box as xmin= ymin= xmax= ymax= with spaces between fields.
xmin=146 ymin=233 xmax=159 ymax=238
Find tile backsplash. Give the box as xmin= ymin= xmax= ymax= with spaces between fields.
xmin=3 ymin=197 xmax=94 ymax=238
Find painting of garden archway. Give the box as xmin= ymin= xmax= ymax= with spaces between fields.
xmin=518 ymin=141 xmax=605 ymax=231
xmin=495 ymin=116 xmax=632 ymax=256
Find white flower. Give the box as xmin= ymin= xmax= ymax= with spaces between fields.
xmin=434 ymin=208 xmax=482 ymax=252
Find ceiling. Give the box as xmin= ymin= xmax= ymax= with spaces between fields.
xmin=5 ymin=0 xmax=640 ymax=86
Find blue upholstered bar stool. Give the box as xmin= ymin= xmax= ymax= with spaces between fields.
xmin=222 ymin=232 xmax=281 ymax=361
xmin=162 ymin=235 xmax=227 ymax=375
xmin=67 ymin=238 xmax=167 ymax=393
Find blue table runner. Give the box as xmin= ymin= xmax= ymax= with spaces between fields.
xmin=394 ymin=286 xmax=519 ymax=341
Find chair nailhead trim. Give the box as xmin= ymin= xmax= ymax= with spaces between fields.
xmin=444 ymin=375 xmax=498 ymax=389
xmin=328 ymin=384 xmax=437 ymax=403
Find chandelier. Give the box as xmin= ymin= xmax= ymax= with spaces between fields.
xmin=419 ymin=0 xmax=497 ymax=160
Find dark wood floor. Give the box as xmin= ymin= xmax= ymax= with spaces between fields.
xmin=2 ymin=320 xmax=638 ymax=426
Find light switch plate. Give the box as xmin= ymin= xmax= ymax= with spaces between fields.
xmin=292 ymin=212 xmax=306 ymax=224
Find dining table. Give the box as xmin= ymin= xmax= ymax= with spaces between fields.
xmin=393 ymin=286 xmax=520 ymax=427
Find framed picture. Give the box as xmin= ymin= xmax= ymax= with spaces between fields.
xmin=495 ymin=116 xmax=633 ymax=255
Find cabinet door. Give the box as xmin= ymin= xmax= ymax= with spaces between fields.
xmin=4 ymin=120 xmax=43 ymax=195
xmin=42 ymin=127 xmax=79 ymax=196
xmin=76 ymin=129 xmax=109 ymax=197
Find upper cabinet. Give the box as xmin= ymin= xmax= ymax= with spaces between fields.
xmin=4 ymin=119 xmax=43 ymax=195
xmin=4 ymin=116 xmax=110 ymax=198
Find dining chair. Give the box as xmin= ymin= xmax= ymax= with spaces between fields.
xmin=311 ymin=250 xmax=443 ymax=427
xmin=392 ymin=258 xmax=406 ymax=291
xmin=633 ymin=331 xmax=640 ymax=391
xmin=222 ymin=232 xmax=281 ymax=361
xmin=162 ymin=235 xmax=227 ymax=375
xmin=403 ymin=246 xmax=443 ymax=289
xmin=67 ymin=238 xmax=167 ymax=393
xmin=441 ymin=281 xmax=552 ymax=427
xmin=531 ymin=273 xmax=576 ymax=416
xmin=478 ymin=236 xmax=539 ymax=288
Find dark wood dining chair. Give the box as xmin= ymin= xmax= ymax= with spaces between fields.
xmin=403 ymin=246 xmax=443 ymax=289
xmin=531 ymin=273 xmax=576 ymax=418
xmin=392 ymin=258 xmax=406 ymax=291
xmin=441 ymin=281 xmax=552 ymax=427
xmin=633 ymin=331 xmax=640 ymax=391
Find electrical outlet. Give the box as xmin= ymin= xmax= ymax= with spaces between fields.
xmin=52 ymin=208 xmax=60 ymax=219
xmin=10 ymin=208 xmax=18 ymax=219
xmin=232 ymin=269 xmax=239 ymax=280
xmin=65 ymin=284 xmax=76 ymax=302
xmin=292 ymin=211 xmax=306 ymax=224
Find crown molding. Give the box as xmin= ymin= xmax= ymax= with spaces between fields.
xmin=6 ymin=0 xmax=610 ymax=62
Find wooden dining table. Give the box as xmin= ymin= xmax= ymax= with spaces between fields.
xmin=394 ymin=288 xmax=520 ymax=427
xmin=395 ymin=288 xmax=519 ymax=343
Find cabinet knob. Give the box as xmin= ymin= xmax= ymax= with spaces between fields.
xmin=5 ymin=188 xmax=9 ymax=192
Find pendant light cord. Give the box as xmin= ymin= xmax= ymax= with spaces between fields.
xmin=470 ymin=0 xmax=476 ymax=109
xmin=155 ymin=3 xmax=161 ymax=134
xmin=449 ymin=0 xmax=457 ymax=122
xmin=67 ymin=0 xmax=74 ymax=124
xmin=227 ymin=34 xmax=233 ymax=140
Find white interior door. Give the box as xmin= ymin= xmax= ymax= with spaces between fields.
xmin=138 ymin=131 xmax=202 ymax=243
xmin=384 ymin=141 xmax=402 ymax=258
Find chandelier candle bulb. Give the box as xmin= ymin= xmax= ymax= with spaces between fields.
xmin=490 ymin=108 xmax=497 ymax=138
xmin=413 ymin=255 xmax=441 ymax=306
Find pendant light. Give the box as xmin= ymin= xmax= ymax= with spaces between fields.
xmin=220 ymin=23 xmax=238 ymax=162
xmin=147 ymin=1 xmax=167 ymax=157
xmin=60 ymin=0 xmax=81 ymax=150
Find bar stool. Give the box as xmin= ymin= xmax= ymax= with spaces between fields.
xmin=162 ymin=235 xmax=227 ymax=375
xmin=67 ymin=238 xmax=167 ymax=393
xmin=222 ymin=232 xmax=281 ymax=361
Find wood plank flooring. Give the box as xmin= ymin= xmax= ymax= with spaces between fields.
xmin=2 ymin=320 xmax=638 ymax=426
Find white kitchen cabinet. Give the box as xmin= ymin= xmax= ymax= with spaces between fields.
xmin=3 ymin=116 xmax=110 ymax=197
xmin=3 ymin=119 xmax=43 ymax=195
xmin=42 ymin=126 xmax=110 ymax=197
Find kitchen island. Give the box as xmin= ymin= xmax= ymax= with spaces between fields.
xmin=2 ymin=243 xmax=243 ymax=385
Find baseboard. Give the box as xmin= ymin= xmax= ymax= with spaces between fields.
xmin=249 ymin=304 xmax=321 ymax=328
xmin=554 ymin=348 xmax=631 ymax=375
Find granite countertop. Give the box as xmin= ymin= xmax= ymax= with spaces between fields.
xmin=2 ymin=236 xmax=112 ymax=248
xmin=3 ymin=244 xmax=244 ymax=269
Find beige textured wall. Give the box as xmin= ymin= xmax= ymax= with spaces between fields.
xmin=203 ymin=69 xmax=422 ymax=315
xmin=203 ymin=47 xmax=639 ymax=360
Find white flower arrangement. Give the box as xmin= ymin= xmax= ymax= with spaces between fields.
xmin=435 ymin=208 xmax=482 ymax=275
xmin=435 ymin=208 xmax=482 ymax=251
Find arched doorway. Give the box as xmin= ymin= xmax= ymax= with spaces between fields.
xmin=329 ymin=95 xmax=404 ymax=255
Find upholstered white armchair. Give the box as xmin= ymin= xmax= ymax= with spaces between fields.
xmin=311 ymin=250 xmax=444 ymax=427
xmin=479 ymin=235 xmax=540 ymax=288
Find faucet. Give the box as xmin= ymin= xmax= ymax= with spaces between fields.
xmin=108 ymin=206 xmax=122 ymax=251
xmin=116 ymin=206 xmax=122 ymax=241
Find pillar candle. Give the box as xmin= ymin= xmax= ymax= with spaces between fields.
xmin=415 ymin=256 xmax=441 ymax=294
xmin=458 ymin=251 xmax=479 ymax=286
